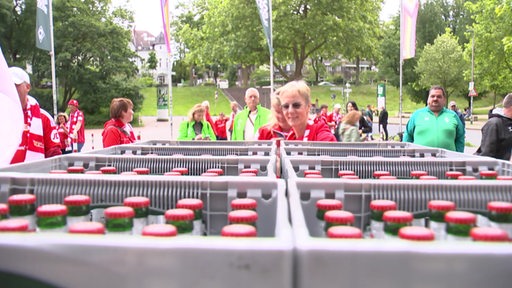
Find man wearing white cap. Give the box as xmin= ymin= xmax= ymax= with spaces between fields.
xmin=9 ymin=67 xmax=61 ymax=164
xmin=67 ymin=99 xmax=85 ymax=152
xmin=449 ymin=100 xmax=465 ymax=128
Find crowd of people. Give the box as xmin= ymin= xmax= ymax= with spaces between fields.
xmin=5 ymin=64 xmax=511 ymax=164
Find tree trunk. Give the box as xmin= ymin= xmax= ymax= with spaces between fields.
xmin=355 ymin=57 xmax=361 ymax=85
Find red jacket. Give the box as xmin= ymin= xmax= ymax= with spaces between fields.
xmin=257 ymin=124 xmax=289 ymax=140
xmin=286 ymin=121 xmax=337 ymax=142
xmin=102 ymin=119 xmax=136 ymax=148
xmin=214 ymin=118 xmax=228 ymax=139
xmin=205 ymin=110 xmax=218 ymax=136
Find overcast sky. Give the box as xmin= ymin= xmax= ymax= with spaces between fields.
xmin=119 ymin=0 xmax=400 ymax=36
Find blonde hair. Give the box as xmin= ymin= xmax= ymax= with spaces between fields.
xmin=275 ymin=80 xmax=311 ymax=105
xmin=343 ymin=111 xmax=361 ymax=126
xmin=187 ymin=103 xmax=205 ymax=121
xmin=269 ymin=95 xmax=283 ymax=127
xmin=56 ymin=112 xmax=68 ymax=123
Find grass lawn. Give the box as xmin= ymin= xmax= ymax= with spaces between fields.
xmin=138 ymin=84 xmax=499 ymax=117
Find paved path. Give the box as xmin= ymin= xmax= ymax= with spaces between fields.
xmin=81 ymin=116 xmax=484 ymax=155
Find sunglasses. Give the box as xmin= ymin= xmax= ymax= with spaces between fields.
xmin=281 ymin=102 xmax=303 ymax=110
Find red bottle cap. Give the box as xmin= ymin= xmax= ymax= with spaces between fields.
xmin=64 ymin=195 xmax=91 ymax=206
xmin=172 ymin=168 xmax=189 ymax=175
xmin=8 ymin=194 xmax=36 ymax=205
xmin=100 ymin=167 xmax=117 ymax=174
xmin=85 ymin=171 xmax=102 ymax=175
xmin=49 ymin=170 xmax=68 ymax=174
xmin=445 ymin=171 xmax=464 ymax=179
xmin=470 ymin=227 xmax=509 ymax=242
xmin=398 ymin=226 xmax=435 ymax=241
xmin=231 ymin=198 xmax=258 ymax=210
xmin=379 ymin=175 xmax=397 ymax=180
xmin=341 ymin=175 xmax=360 ymax=180
xmin=419 ymin=175 xmax=438 ymax=180
xmin=221 ymin=224 xmax=257 ymax=237
xmin=164 ymin=208 xmax=195 ymax=221
xmin=326 ymin=226 xmax=363 ymax=239
xmin=201 ymin=172 xmax=219 ymax=177
xmin=487 ymin=201 xmax=512 ymax=213
xmin=67 ymin=166 xmax=85 ymax=173
xmin=0 ymin=203 xmax=9 ymax=215
xmin=457 ymin=176 xmax=476 ymax=180
xmin=0 ymin=219 xmax=29 ymax=232
xmin=68 ymin=222 xmax=105 ymax=234
xmin=228 ymin=209 xmax=258 ymax=223
xmin=304 ymin=170 xmax=321 ymax=176
xmin=428 ymin=200 xmax=456 ymax=211
xmin=120 ymin=171 xmax=139 ymax=176
xmin=133 ymin=168 xmax=150 ymax=175
xmin=370 ymin=199 xmax=397 ymax=211
xmin=316 ymin=199 xmax=343 ymax=210
xmin=164 ymin=172 xmax=182 ymax=176
xmin=373 ymin=171 xmax=391 ymax=178
xmin=206 ymin=168 xmax=224 ymax=175
xmin=142 ymin=224 xmax=177 ymax=237
xmin=241 ymin=168 xmax=259 ymax=175
xmin=338 ymin=170 xmax=356 ymax=177
xmin=123 ymin=196 xmax=150 ymax=208
xmin=239 ymin=172 xmax=257 ymax=177
xmin=36 ymin=204 xmax=68 ymax=217
xmin=382 ymin=210 xmax=413 ymax=223
xmin=324 ymin=210 xmax=355 ymax=224
xmin=104 ymin=206 xmax=135 ymax=219
xmin=480 ymin=171 xmax=498 ymax=178
xmin=305 ymin=174 xmax=323 ymax=178
xmin=176 ymin=198 xmax=204 ymax=210
xmin=497 ymin=176 xmax=512 ymax=180
xmin=444 ymin=211 xmax=476 ymax=225
xmin=410 ymin=171 xmax=428 ymax=178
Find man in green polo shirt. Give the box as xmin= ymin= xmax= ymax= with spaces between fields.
xmin=403 ymin=85 xmax=465 ymax=152
xmin=231 ymin=88 xmax=271 ymax=140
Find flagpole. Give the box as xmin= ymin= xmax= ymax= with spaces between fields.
xmin=49 ymin=0 xmax=57 ymax=116
xmin=399 ymin=0 xmax=403 ymax=133
xmin=167 ymin=2 xmax=173 ymax=139
xmin=269 ymin=0 xmax=274 ymax=96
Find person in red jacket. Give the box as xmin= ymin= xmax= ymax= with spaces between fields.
xmin=202 ymin=101 xmax=218 ymax=136
xmin=257 ymin=95 xmax=292 ymax=140
xmin=67 ymin=99 xmax=85 ymax=152
xmin=277 ymin=80 xmax=336 ymax=142
xmin=214 ymin=112 xmax=228 ymax=140
xmin=102 ymin=98 xmax=136 ymax=148
xmin=56 ymin=112 xmax=71 ymax=154
xmin=9 ymin=67 xmax=61 ymax=164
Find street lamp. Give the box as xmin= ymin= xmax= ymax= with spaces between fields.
xmin=345 ymin=82 xmax=351 ymax=104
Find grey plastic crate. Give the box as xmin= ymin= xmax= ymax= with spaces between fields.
xmin=281 ymin=145 xmax=472 ymax=158
xmin=282 ymin=156 xmax=512 ymax=179
xmin=84 ymin=144 xmax=275 ymax=157
xmin=0 ymin=175 xmax=292 ymax=288
xmin=0 ymin=154 xmax=276 ymax=177
xmin=282 ymin=140 xmax=423 ymax=148
xmin=138 ymin=140 xmax=273 ymax=146
xmin=288 ymin=178 xmax=512 ymax=288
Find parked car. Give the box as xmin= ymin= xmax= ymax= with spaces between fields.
xmin=318 ymin=81 xmax=335 ymax=86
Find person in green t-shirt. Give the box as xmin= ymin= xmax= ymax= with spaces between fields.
xmin=403 ymin=85 xmax=465 ymax=152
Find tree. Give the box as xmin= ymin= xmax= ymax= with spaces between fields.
xmin=175 ymin=0 xmax=382 ymax=85
xmin=466 ymin=0 xmax=512 ymax=100
xmin=0 ymin=0 xmax=142 ymax=119
xmin=147 ymin=51 xmax=158 ymax=71
xmin=415 ymin=30 xmax=467 ymax=100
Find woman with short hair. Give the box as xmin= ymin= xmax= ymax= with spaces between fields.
xmin=102 ymin=98 xmax=136 ymax=148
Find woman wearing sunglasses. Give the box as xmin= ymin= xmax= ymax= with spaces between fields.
xmin=276 ymin=80 xmax=336 ymax=142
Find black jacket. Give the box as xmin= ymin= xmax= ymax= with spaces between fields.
xmin=379 ymin=109 xmax=388 ymax=125
xmin=475 ymin=113 xmax=512 ymax=160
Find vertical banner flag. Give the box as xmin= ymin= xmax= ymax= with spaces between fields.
xmin=160 ymin=0 xmax=172 ymax=55
xmin=400 ymin=0 xmax=419 ymax=60
xmin=255 ymin=0 xmax=273 ymax=53
xmin=36 ymin=0 xmax=51 ymax=51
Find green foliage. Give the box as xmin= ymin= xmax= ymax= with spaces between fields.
xmin=415 ymin=30 xmax=467 ymax=100
xmin=466 ymin=0 xmax=512 ymax=97
xmin=147 ymin=51 xmax=158 ymax=71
